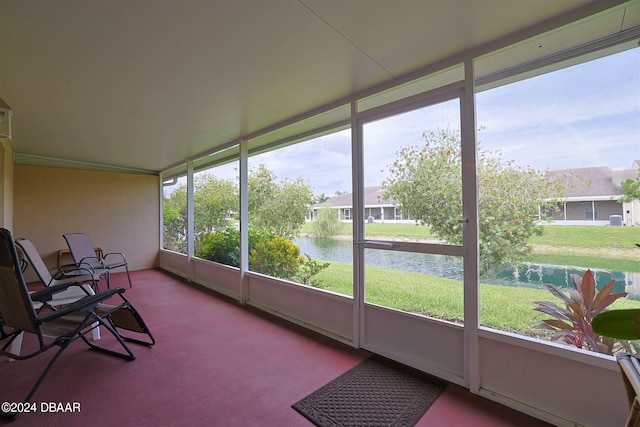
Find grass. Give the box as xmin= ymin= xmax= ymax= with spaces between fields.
xmin=315 ymin=261 xmax=640 ymax=338
xmin=530 ymin=225 xmax=640 ymax=249
xmin=301 ymin=223 xmax=640 ymax=344
xmin=524 ymin=225 xmax=640 ymax=272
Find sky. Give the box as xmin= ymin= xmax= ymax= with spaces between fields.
xmin=200 ymin=47 xmax=640 ymax=198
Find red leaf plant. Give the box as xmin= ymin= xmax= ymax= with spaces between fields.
xmin=533 ymin=269 xmax=627 ymax=355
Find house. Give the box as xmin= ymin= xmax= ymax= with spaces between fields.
xmin=312 ymin=161 xmax=640 ymax=226
xmin=1 ymin=1 xmax=639 ymax=426
xmin=310 ymin=186 xmax=412 ymax=222
xmin=546 ymin=161 xmax=640 ymax=226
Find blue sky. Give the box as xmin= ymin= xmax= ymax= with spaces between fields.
xmin=213 ymin=47 xmax=639 ymax=197
xmin=476 ymin=47 xmax=640 ymax=172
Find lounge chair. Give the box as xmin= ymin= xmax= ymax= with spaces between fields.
xmin=0 ymin=228 xmax=153 ymax=420
xmin=16 ymin=237 xmax=99 ymax=303
xmin=12 ymin=237 xmax=102 ymax=356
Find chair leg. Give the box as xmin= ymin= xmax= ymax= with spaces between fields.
xmin=24 ymin=344 xmax=69 ymax=403
xmin=1 ymin=330 xmax=24 ymax=362
xmin=81 ymin=317 xmax=136 ymax=360
xmin=111 ymin=326 xmax=155 ymax=347
xmin=627 ymin=397 xmax=640 ymax=427
xmin=8 ymin=331 xmax=23 ymax=361
xmin=125 ymin=265 xmax=132 ymax=288
xmin=92 ymin=322 xmax=101 ymax=341
xmin=2 ymin=342 xmax=73 ymax=419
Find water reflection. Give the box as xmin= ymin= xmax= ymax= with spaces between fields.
xmin=294 ymin=237 xmax=637 ymax=297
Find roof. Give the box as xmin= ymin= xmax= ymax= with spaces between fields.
xmin=313 ymin=186 xmax=394 ymax=209
xmin=314 ymin=160 xmax=640 ymax=208
xmin=1 ymin=1 xmax=635 ymax=174
xmin=548 ymin=161 xmax=639 ymax=198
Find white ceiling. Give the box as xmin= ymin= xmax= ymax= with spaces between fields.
xmin=0 ymin=0 xmax=637 ymax=174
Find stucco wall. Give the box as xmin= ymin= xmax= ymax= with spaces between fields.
xmin=14 ymin=165 xmax=159 ymax=281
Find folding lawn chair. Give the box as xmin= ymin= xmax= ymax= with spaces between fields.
xmin=0 ymin=228 xmax=153 ymax=420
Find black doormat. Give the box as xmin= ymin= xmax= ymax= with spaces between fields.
xmin=292 ymin=356 xmax=448 ymax=427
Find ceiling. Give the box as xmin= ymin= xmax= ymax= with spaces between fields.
xmin=0 ymin=0 xmax=637 ymax=174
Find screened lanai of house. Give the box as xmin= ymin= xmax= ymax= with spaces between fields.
xmin=2 ymin=1 xmax=640 ymax=426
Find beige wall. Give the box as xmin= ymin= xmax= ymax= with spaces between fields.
xmin=14 ymin=165 xmax=159 ymax=281
xmin=0 ymin=139 xmax=14 ymax=231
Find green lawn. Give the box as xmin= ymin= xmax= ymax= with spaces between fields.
xmin=315 ymin=261 xmax=640 ymax=338
xmin=530 ymin=225 xmax=640 ymax=249
xmin=300 ymin=223 xmax=640 ymax=342
xmin=303 ymin=223 xmax=640 ymax=337
xmin=528 ymin=225 xmax=640 ymax=272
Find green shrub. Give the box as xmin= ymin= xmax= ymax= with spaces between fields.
xmin=297 ymin=254 xmax=330 ymax=286
xmin=196 ymin=227 xmax=281 ymax=267
xmin=195 ymin=228 xmax=240 ymax=266
xmin=197 ymin=227 xmax=327 ymax=285
xmin=250 ymin=236 xmax=303 ymax=280
xmin=313 ymin=204 xmax=342 ymax=237
xmin=248 ymin=227 xmax=278 ymax=252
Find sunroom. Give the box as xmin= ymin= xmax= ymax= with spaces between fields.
xmin=1 ymin=1 xmax=640 ymax=426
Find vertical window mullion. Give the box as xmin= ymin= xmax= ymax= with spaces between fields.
xmin=462 ymin=59 xmax=480 ymax=393
xmin=187 ymin=160 xmax=195 ymax=281
xmin=352 ymin=101 xmax=365 ymax=347
xmin=239 ymin=139 xmax=249 ymax=302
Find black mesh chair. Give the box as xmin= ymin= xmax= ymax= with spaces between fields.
xmin=0 ymin=228 xmax=153 ymax=420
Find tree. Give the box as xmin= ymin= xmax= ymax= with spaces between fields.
xmin=162 ymin=174 xmax=238 ymax=253
xmin=193 ymin=174 xmax=238 ymax=233
xmin=314 ymin=193 xmax=331 ymax=204
xmin=163 ymin=184 xmax=188 ymax=253
xmin=382 ymin=128 xmax=563 ymax=274
xmin=164 ymin=164 xmax=313 ymax=248
xmin=313 ymin=203 xmax=342 ymax=237
xmin=248 ymin=164 xmax=314 ymax=238
xmin=620 ymin=170 xmax=640 ymax=203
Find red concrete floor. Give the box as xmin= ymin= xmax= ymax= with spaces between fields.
xmin=1 ymin=269 xmax=550 ymax=426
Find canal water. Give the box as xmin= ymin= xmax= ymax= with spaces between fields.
xmin=294 ymin=237 xmax=638 ymax=297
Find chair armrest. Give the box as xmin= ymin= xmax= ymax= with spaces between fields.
xmin=50 ymin=274 xmax=95 ymax=287
xmin=79 ymin=255 xmax=105 ymax=268
xmin=53 ymin=264 xmax=98 ymax=281
xmin=30 ymin=283 xmax=74 ymax=303
xmin=36 ymin=288 xmax=125 ymax=323
xmin=58 ymin=262 xmax=98 ymax=274
xmin=103 ymin=252 xmax=127 ymax=266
